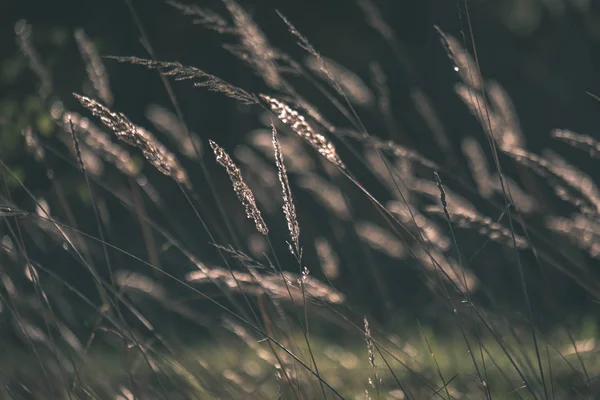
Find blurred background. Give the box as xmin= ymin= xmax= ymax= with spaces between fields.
xmin=2 ymin=0 xmax=600 ymax=315
xmin=1 ymin=1 xmax=600 ymax=396
xmin=1 ymin=0 xmax=598 ymax=296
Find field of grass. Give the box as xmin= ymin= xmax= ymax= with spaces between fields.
xmin=1 ymin=0 xmax=600 ymax=399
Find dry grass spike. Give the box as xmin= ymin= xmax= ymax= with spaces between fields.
xmin=272 ymin=125 xmax=300 ymax=257
xmin=74 ymin=28 xmax=113 ymax=106
xmin=261 ymin=95 xmax=346 ymax=169
xmin=552 ymin=129 xmax=600 ymax=159
xmin=209 ymin=139 xmax=268 ymax=235
xmin=73 ymin=93 xmax=191 ymax=189
xmin=107 ymin=56 xmax=259 ymax=105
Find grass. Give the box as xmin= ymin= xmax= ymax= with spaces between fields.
xmin=2 ymin=323 xmax=599 ymax=398
xmin=2 ymin=0 xmax=600 ymax=399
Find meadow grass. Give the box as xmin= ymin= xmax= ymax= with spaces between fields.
xmin=2 ymin=1 xmax=600 ymax=399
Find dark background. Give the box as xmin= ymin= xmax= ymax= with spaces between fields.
xmin=1 ymin=0 xmax=600 ymax=330
xmin=3 ymin=0 xmax=600 ymax=146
